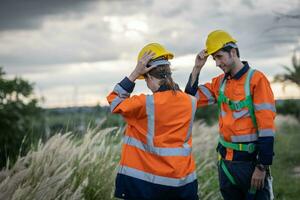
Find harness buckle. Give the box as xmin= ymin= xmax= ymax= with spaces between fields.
xmin=224 ymin=97 xmax=230 ymax=104
xmin=247 ymin=143 xmax=256 ymax=153
xmin=229 ymin=101 xmax=242 ymax=111
xmin=234 ymin=102 xmax=242 ymax=110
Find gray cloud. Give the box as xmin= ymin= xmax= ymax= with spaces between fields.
xmin=2 ymin=0 xmax=298 ymax=69
xmin=1 ymin=0 xmax=299 ymax=107
xmin=0 ymin=0 xmax=101 ymax=31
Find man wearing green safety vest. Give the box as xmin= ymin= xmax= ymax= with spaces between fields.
xmin=185 ymin=30 xmax=276 ymax=200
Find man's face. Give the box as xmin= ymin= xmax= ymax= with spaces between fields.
xmin=212 ymin=50 xmax=234 ymax=74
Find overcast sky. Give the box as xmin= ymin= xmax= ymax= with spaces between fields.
xmin=1 ymin=0 xmax=300 ymax=107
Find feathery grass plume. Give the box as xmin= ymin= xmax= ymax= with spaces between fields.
xmin=192 ymin=120 xmax=221 ymax=199
xmin=4 ymin=115 xmax=281 ymax=199
xmin=0 ymin=119 xmax=223 ymax=200
xmin=0 ymin=125 xmax=121 ymax=200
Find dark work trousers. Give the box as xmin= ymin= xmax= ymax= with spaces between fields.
xmin=115 ymin=173 xmax=199 ymax=200
xmin=218 ymin=160 xmax=273 ymax=200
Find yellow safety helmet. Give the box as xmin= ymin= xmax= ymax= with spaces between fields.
xmin=137 ymin=43 xmax=174 ymax=79
xmin=205 ymin=30 xmax=237 ymax=55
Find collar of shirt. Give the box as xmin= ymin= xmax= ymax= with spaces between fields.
xmin=224 ymin=61 xmax=250 ymax=80
xmin=156 ymin=83 xmax=180 ymax=92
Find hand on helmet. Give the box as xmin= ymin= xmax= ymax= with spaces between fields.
xmin=128 ymin=51 xmax=155 ymax=81
xmin=129 ymin=51 xmax=156 ymax=81
xmin=136 ymin=51 xmax=156 ymax=74
xmin=195 ymin=49 xmax=208 ymax=70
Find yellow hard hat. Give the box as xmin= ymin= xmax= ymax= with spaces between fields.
xmin=205 ymin=30 xmax=237 ymax=55
xmin=137 ymin=43 xmax=174 ymax=79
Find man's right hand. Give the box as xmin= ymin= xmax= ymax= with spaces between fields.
xmin=195 ymin=49 xmax=208 ymax=70
xmin=190 ymin=50 xmax=208 ymax=86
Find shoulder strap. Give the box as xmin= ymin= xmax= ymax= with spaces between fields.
xmin=245 ymin=68 xmax=255 ymax=96
xmin=220 ymin=78 xmax=227 ymax=93
xmin=245 ymin=68 xmax=258 ymax=128
xmin=218 ymin=77 xmax=227 ymax=116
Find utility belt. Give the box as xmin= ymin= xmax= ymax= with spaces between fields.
xmin=219 ymin=137 xmax=256 ymax=154
xmin=217 ymin=137 xmax=258 ymax=162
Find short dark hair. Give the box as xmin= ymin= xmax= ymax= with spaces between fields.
xmin=221 ymin=45 xmax=240 ymax=58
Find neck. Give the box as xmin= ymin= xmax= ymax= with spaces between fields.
xmin=230 ymin=60 xmax=244 ymax=77
xmin=148 ymin=76 xmax=161 ymax=93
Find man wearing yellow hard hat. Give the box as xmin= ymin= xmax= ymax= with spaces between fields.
xmin=185 ymin=30 xmax=275 ymax=200
xmin=107 ymin=43 xmax=199 ymax=200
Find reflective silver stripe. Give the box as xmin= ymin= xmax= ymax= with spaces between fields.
xmin=118 ymin=165 xmax=197 ymax=187
xmin=148 ymin=59 xmax=170 ymax=67
xmin=113 ymin=84 xmax=130 ymax=98
xmin=258 ymin=129 xmax=275 ymax=137
xmin=220 ymin=109 xmax=226 ymax=117
xmin=199 ymin=85 xmax=215 ymax=105
xmin=220 ymin=79 xmax=226 ymax=92
xmin=184 ymin=96 xmax=197 ymax=148
xmin=231 ymin=133 xmax=258 ymax=142
xmin=110 ymin=96 xmax=123 ymax=112
xmin=254 ymin=103 xmax=276 ymax=112
xmin=219 ymin=77 xmax=225 ymax=88
xmin=143 ymin=94 xmax=195 ymax=156
xmin=123 ymin=136 xmax=192 ymax=156
xmin=195 ymin=91 xmax=200 ymax=101
xmin=146 ymin=95 xmax=155 ymax=146
xmin=233 ymin=109 xmax=250 ymax=119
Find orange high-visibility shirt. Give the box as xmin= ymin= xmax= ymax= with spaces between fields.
xmin=185 ymin=63 xmax=275 ymax=164
xmin=107 ymin=82 xmax=197 ymax=187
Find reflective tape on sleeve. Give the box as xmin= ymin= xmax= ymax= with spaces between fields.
xmin=199 ymin=85 xmax=215 ymax=105
xmin=258 ymin=129 xmax=275 ymax=137
xmin=254 ymin=103 xmax=276 ymax=112
xmin=110 ymin=96 xmax=123 ymax=112
xmin=113 ymin=84 xmax=130 ymax=98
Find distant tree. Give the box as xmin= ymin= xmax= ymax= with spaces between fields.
xmin=0 ymin=67 xmax=44 ymax=168
xmin=276 ymin=99 xmax=300 ymax=121
xmin=274 ymin=53 xmax=300 ymax=88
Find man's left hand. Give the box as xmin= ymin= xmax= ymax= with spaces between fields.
xmin=251 ymin=166 xmax=266 ymax=190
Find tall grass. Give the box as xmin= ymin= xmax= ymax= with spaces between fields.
xmin=272 ymin=115 xmax=300 ymax=200
xmin=0 ymin=120 xmax=222 ymax=199
xmin=192 ymin=121 xmax=221 ymax=200
xmin=9 ymin=115 xmax=300 ymax=200
xmin=0 ymin=127 xmax=122 ymax=200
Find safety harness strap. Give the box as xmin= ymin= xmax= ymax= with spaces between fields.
xmin=220 ymin=159 xmax=236 ymax=185
xmin=218 ymin=68 xmax=257 ymax=127
xmin=219 ymin=137 xmax=256 ymax=153
xmin=217 ymin=68 xmax=258 ymax=196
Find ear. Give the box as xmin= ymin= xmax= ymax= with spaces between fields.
xmin=148 ymin=75 xmax=154 ymax=81
xmin=144 ymin=73 xmax=151 ymax=80
xmin=230 ymin=48 xmax=237 ymax=58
